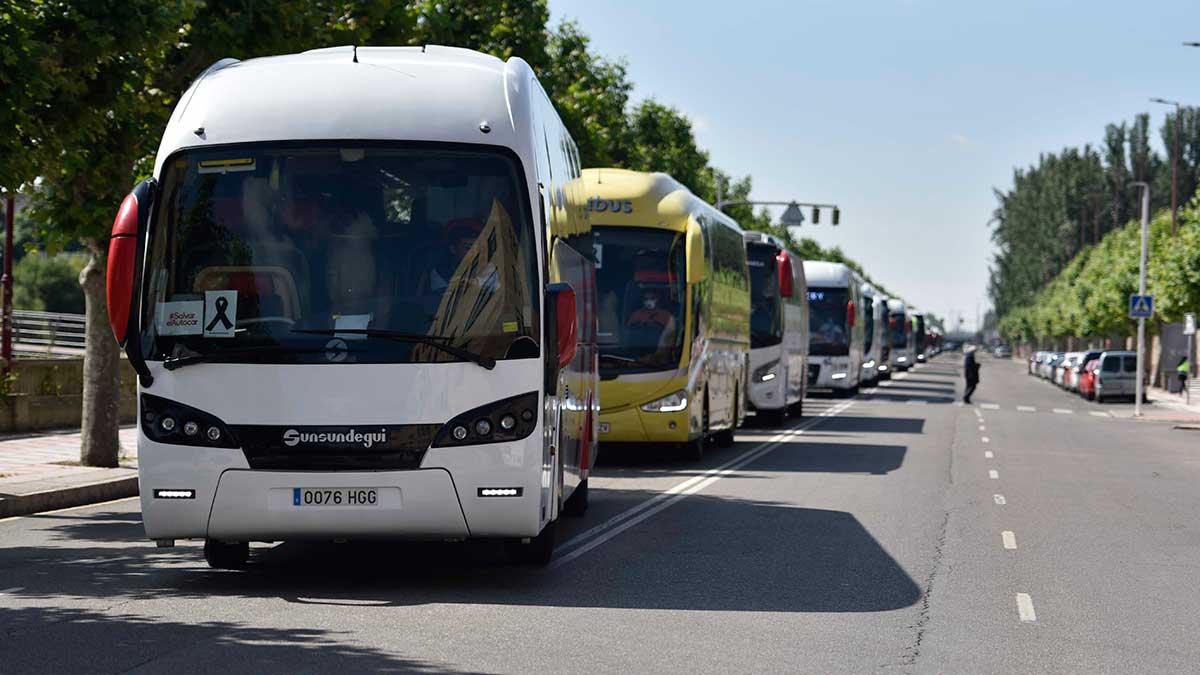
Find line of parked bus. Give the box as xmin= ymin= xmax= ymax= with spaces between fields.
xmin=103 ymin=46 xmax=935 ymax=569
xmin=1028 ymin=350 xmax=1140 ymax=402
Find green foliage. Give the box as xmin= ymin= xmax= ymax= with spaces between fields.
xmin=13 ymin=252 xmax=88 ymax=314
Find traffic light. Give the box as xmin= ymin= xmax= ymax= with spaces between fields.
xmin=811 ymin=207 xmax=820 ymax=224
xmin=833 ymin=207 xmax=840 ymax=226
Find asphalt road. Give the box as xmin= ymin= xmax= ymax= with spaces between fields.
xmin=3 ymin=356 xmax=1199 ymax=673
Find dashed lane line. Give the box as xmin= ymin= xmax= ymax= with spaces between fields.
xmin=1090 ymin=411 xmax=1111 ymax=418
xmin=979 ymin=425 xmax=986 ymax=431
xmin=989 ymin=469 xmax=1000 ymax=480
xmin=982 ymin=436 xmax=990 ymax=443
xmin=984 ymin=451 xmax=994 ymax=459
xmin=905 ymin=399 xmax=927 ymax=405
xmin=1017 ymin=405 xmax=1036 ymax=412
xmin=980 ymin=403 xmax=1000 ymax=410
xmin=1016 ymin=593 xmax=1038 ymax=622
xmin=551 ymin=398 xmax=858 ymax=568
xmin=1053 ymin=408 xmax=1073 ymax=415
xmin=993 ymin=494 xmax=1006 ymax=505
xmin=1002 ymin=531 xmax=1018 ymax=549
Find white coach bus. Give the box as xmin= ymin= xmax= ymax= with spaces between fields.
xmin=105 ymin=46 xmax=598 ymax=568
xmin=886 ymin=298 xmax=912 ymax=372
xmin=803 ymin=261 xmax=865 ymax=395
xmin=860 ymin=283 xmax=887 ymax=386
xmin=744 ymin=231 xmax=808 ymax=424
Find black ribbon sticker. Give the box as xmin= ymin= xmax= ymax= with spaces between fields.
xmin=206 ymin=296 xmax=234 ymax=332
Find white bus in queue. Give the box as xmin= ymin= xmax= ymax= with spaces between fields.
xmin=860 ymin=283 xmax=887 ymax=386
xmin=744 ymin=231 xmax=808 ymax=424
xmin=911 ymin=311 xmax=928 ymax=364
xmin=803 ymin=261 xmax=865 ymax=395
xmin=105 ymin=46 xmax=599 ymax=568
xmin=887 ymin=298 xmax=912 ymax=372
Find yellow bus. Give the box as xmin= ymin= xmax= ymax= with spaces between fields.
xmin=585 ymin=169 xmax=750 ymax=459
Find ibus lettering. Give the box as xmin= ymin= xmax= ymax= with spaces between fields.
xmin=585 ymin=197 xmax=633 ymax=214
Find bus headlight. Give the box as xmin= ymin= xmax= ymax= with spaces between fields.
xmin=432 ymin=391 xmax=539 ymax=448
xmin=641 ymin=390 xmax=688 ymax=413
xmin=753 ymin=358 xmax=780 ymax=383
xmin=831 ymin=372 xmax=848 ymax=380
xmin=140 ymin=394 xmax=237 ymax=449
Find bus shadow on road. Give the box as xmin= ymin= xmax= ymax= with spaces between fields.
xmin=6 ymin=494 xmax=922 ymax=616
xmin=806 ymin=416 xmax=925 ymax=435
xmin=857 ymin=392 xmax=956 ymax=404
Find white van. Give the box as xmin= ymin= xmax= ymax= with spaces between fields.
xmin=744 ymin=231 xmax=809 ymax=423
xmin=803 ymin=261 xmax=865 ymax=395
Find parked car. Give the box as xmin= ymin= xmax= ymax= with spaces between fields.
xmin=1054 ymin=352 xmax=1080 ymax=387
xmin=1078 ymin=358 xmax=1100 ymax=400
xmin=1067 ymin=351 xmax=1102 ymax=392
xmin=1095 ymin=351 xmax=1138 ymax=403
xmin=1029 ymin=351 xmax=1046 ymax=375
xmin=1040 ymin=352 xmax=1062 ymax=380
xmin=994 ymin=344 xmax=1012 ymax=359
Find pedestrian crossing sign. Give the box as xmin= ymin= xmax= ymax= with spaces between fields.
xmin=1129 ymin=294 xmax=1154 ymax=319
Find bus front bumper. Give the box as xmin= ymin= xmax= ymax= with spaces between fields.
xmin=597 ymin=405 xmax=692 ymax=444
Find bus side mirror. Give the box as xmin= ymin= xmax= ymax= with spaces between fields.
xmin=686 ymin=221 xmax=706 ymax=283
xmin=776 ymin=252 xmax=794 ymax=298
xmin=106 ymin=178 xmax=155 ymax=386
xmin=847 ymin=300 xmax=856 ymax=328
xmin=544 ymin=282 xmax=577 ymax=393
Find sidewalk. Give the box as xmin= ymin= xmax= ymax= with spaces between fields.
xmin=0 ymin=427 xmax=139 ymax=518
xmin=1139 ymin=390 xmax=1200 ymax=424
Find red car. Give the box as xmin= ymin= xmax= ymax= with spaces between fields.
xmin=1078 ymin=358 xmax=1100 ymax=400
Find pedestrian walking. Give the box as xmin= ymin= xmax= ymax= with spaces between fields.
xmin=963 ymin=346 xmax=981 ymax=404
xmin=1176 ymin=356 xmax=1189 ymax=396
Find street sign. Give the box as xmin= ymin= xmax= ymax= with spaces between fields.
xmin=1129 ymin=294 xmax=1154 ymax=319
xmin=781 ymin=203 xmax=805 ymax=228
xmin=1186 ymin=312 xmax=1196 ymax=336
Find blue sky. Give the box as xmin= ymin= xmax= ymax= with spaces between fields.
xmin=548 ymin=0 xmax=1199 ymax=331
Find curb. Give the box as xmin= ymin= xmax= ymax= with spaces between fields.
xmin=0 ymin=476 xmax=139 ymax=519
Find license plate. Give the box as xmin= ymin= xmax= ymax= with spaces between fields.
xmin=293 ymin=487 xmax=379 ymax=507
xmin=598 ymin=422 xmax=610 ymax=434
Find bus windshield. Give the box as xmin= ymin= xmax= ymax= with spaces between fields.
xmin=808 ymin=287 xmax=850 ymax=356
xmin=140 ymin=144 xmax=539 ymax=366
xmin=747 ymin=244 xmax=783 ymax=348
xmin=890 ymin=312 xmax=907 ymax=347
xmin=594 ymin=226 xmax=687 ymax=373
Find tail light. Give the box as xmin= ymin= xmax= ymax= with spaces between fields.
xmin=776 ymin=252 xmax=794 ymax=298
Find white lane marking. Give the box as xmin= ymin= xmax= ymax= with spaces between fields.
xmin=1002 ymin=530 xmax=1017 ymax=549
xmin=553 ymin=399 xmax=858 ymax=567
xmin=953 ymin=401 xmax=964 ymax=407
xmin=979 ymin=425 xmax=986 ymax=431
xmin=1090 ymin=411 xmax=1110 ymax=418
xmin=1017 ymin=405 xmax=1036 ymax=412
xmin=982 ymin=436 xmax=990 ymax=443
xmin=980 ymin=403 xmax=1000 ymax=410
xmin=1053 ymin=408 xmax=1073 ymax=415
xmin=905 ymin=399 xmax=927 ymax=405
xmin=0 ymin=587 xmax=24 ymax=596
xmin=989 ymin=469 xmax=1000 ymax=479
xmin=881 ymin=381 xmax=893 ymax=387
xmin=1016 ymin=593 xmax=1037 ymax=622
xmin=984 ymin=451 xmax=994 ymax=459
xmin=993 ymin=494 xmax=1006 ymax=505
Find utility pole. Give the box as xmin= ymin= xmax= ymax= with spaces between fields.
xmin=1132 ymin=182 xmax=1150 ymax=417
xmin=1151 ymin=98 xmax=1182 ymax=232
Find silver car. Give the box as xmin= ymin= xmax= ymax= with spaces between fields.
xmin=1095 ymin=351 xmax=1138 ymax=402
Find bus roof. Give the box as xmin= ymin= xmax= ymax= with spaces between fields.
xmin=154 ymin=45 xmax=538 ymax=176
xmin=887 ymin=298 xmax=907 ymax=313
xmin=803 ymin=260 xmax=857 ymax=287
xmin=579 ymin=168 xmax=742 ymax=234
xmin=742 ymin=230 xmax=788 ymax=251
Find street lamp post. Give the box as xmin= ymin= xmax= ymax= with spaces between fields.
xmin=1150 ymin=98 xmax=1181 ymax=232
xmin=1132 ymin=181 xmax=1150 ymax=417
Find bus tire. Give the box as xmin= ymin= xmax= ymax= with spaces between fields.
xmin=563 ymin=478 xmax=588 ymax=517
xmin=204 ymin=539 xmax=249 ymax=570
xmin=788 ymin=399 xmax=803 ymax=418
xmin=714 ymin=392 xmax=737 ymax=447
xmin=506 ymin=520 xmax=556 ymax=566
xmin=682 ymin=397 xmax=709 ymax=460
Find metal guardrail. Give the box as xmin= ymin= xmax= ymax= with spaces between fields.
xmin=11 ymin=310 xmax=87 ymax=353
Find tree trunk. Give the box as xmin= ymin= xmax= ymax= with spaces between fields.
xmin=79 ymin=249 xmax=122 ymax=467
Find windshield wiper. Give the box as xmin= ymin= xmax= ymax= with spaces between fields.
xmin=599 ymin=353 xmax=639 ymax=365
xmin=162 ymin=346 xmax=339 ymax=371
xmin=291 ymin=329 xmax=496 ymax=370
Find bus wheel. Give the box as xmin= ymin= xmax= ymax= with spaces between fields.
xmin=683 ymin=397 xmax=709 ymax=460
xmin=203 ymin=539 xmax=249 ymax=570
xmin=563 ymin=478 xmax=589 ymax=517
xmin=505 ymin=520 xmax=556 ymax=566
